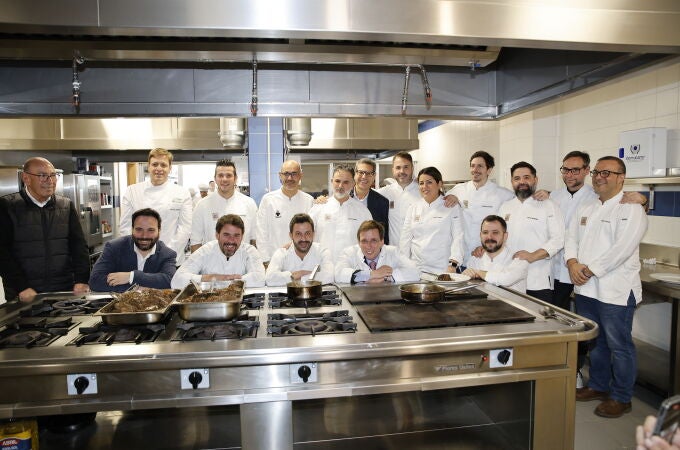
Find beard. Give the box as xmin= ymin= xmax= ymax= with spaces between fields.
xmin=514 ymin=184 xmax=535 ymax=200
xmin=134 ymin=236 xmax=159 ymax=252
xmin=481 ymin=239 xmax=502 ymax=254
xmin=220 ymin=242 xmax=239 ymax=257
xmin=293 ymin=240 xmax=312 ymax=254
xmin=333 ymin=188 xmax=349 ymax=200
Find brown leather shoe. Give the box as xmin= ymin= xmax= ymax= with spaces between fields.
xmin=575 ymin=387 xmax=608 ymax=402
xmin=594 ymin=399 xmax=632 ymax=418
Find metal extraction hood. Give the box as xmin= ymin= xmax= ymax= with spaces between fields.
xmin=0 ymin=0 xmax=679 ymax=119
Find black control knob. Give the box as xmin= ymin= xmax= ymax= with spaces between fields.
xmin=298 ymin=365 xmax=312 ymax=383
xmin=188 ymin=371 xmax=203 ymax=389
xmin=74 ymin=376 xmax=89 ymax=395
xmin=497 ymin=349 xmax=511 ymax=365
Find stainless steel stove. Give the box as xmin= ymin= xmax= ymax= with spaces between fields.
xmin=0 ymin=284 xmax=597 ymax=450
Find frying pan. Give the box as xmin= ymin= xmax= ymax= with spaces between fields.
xmin=400 ymin=282 xmax=474 ymax=304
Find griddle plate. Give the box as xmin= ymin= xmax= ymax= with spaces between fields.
xmin=356 ymin=299 xmax=535 ymax=332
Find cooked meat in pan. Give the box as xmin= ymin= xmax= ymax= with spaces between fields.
xmin=111 ymin=288 xmax=178 ymax=312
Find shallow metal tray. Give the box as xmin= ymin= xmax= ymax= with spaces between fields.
xmin=173 ymin=280 xmax=244 ymax=321
xmin=95 ymin=290 xmax=179 ymax=325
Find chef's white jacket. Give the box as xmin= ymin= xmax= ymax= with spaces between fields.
xmin=335 ymin=244 xmax=420 ymax=283
xmin=171 ymin=241 xmax=265 ymax=289
xmin=550 ymin=184 xmax=598 ymax=284
xmin=498 ymin=197 xmax=565 ymax=291
xmin=377 ymin=181 xmax=420 ymax=250
xmin=265 ymin=243 xmax=334 ymax=286
xmin=467 ymin=246 xmax=529 ymax=293
xmin=564 ymin=190 xmax=647 ymax=305
xmin=120 ymin=180 xmax=193 ymax=264
xmin=191 ymin=191 xmax=258 ymax=246
xmin=400 ymin=196 xmax=465 ymax=274
xmin=255 ymin=188 xmax=314 ymax=261
xmin=446 ymin=180 xmax=514 ymax=265
xmin=309 ymin=197 xmax=373 ymax=260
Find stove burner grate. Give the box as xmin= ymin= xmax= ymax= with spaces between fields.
xmin=21 ymin=297 xmax=111 ymax=317
xmin=268 ymin=290 xmax=341 ymax=308
xmin=242 ymin=293 xmax=265 ymax=309
xmin=172 ymin=316 xmax=259 ymax=341
xmin=69 ymin=323 xmax=165 ymax=346
xmin=0 ymin=317 xmax=74 ymax=348
xmin=267 ymin=310 xmax=357 ymax=336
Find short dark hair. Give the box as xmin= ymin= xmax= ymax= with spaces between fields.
xmin=510 ymin=161 xmax=537 ymax=176
xmin=417 ymin=166 xmax=443 ymax=184
xmin=289 ymin=213 xmax=315 ymax=233
xmin=481 ymin=214 xmax=507 ymax=232
xmin=393 ymin=151 xmax=413 ymax=165
xmin=333 ymin=163 xmax=355 ymax=178
xmin=355 ymin=158 xmax=376 ymax=172
xmin=215 ymin=214 xmax=244 ymax=234
xmin=597 ymin=156 xmax=626 ymax=174
xmin=357 ymin=220 xmax=385 ymax=241
xmin=215 ymin=159 xmax=237 ymax=177
xmin=470 ymin=151 xmax=495 ymax=169
xmin=132 ymin=208 xmax=162 ymax=229
xmin=562 ymin=151 xmax=590 ymax=167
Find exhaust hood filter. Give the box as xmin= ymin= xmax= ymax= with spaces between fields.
xmin=285 ymin=118 xmax=313 ymax=146
xmin=218 ymin=118 xmax=247 ymax=149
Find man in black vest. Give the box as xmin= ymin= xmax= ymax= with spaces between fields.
xmin=0 ymin=157 xmax=90 ymax=302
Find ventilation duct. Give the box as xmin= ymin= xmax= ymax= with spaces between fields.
xmin=285 ymin=118 xmax=313 ymax=146
xmin=218 ymin=118 xmax=247 ymax=149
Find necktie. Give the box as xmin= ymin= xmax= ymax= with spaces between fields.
xmin=368 ymin=260 xmax=377 ymax=270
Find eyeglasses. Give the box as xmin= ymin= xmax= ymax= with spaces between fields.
xmin=590 ymin=169 xmax=623 ymax=178
xmin=24 ymin=171 xmax=61 ymax=181
xmin=559 ymin=166 xmax=585 ymax=175
xmin=279 ymin=171 xmax=300 ymax=178
xmin=356 ymin=170 xmax=376 ymax=177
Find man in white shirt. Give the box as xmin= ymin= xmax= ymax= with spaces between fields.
xmin=566 ymin=156 xmax=647 ymax=419
xmin=463 ymin=215 xmax=529 ymax=292
xmin=377 ymin=151 xmax=420 ymax=250
xmin=172 ymin=214 xmax=265 ymax=288
xmin=256 ymin=160 xmax=314 ymax=263
xmin=191 ymin=159 xmax=257 ymax=252
xmin=444 ymin=151 xmax=514 ymax=267
xmin=335 ymin=220 xmax=419 ymax=284
xmin=309 ymin=164 xmax=372 ymax=260
xmin=120 ymin=148 xmax=192 ymax=264
xmin=265 ymin=213 xmax=333 ymax=286
xmin=498 ymin=161 xmax=564 ymax=303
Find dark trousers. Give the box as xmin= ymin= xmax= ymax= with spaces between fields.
xmin=552 ymin=279 xmax=574 ymax=311
xmin=526 ymin=289 xmax=553 ymax=303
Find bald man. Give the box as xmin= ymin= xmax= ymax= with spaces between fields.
xmin=0 ymin=157 xmax=90 ymax=302
xmin=255 ymin=160 xmax=314 ymax=262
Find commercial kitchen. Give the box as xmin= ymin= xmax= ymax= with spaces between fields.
xmin=1 ymin=1 xmax=680 ymax=449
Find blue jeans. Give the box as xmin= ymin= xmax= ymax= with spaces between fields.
xmin=575 ymin=292 xmax=637 ymax=403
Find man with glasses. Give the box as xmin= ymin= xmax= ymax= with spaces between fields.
xmin=255 ymin=160 xmax=314 ymax=263
xmin=566 ymin=156 xmax=648 ymax=418
xmin=191 ymin=159 xmax=258 ymax=252
xmin=0 ymin=157 xmax=90 ymax=302
xmin=265 ymin=214 xmax=333 ymax=286
xmin=352 ymin=158 xmax=390 ymax=244
xmin=335 ymin=220 xmax=419 ymax=284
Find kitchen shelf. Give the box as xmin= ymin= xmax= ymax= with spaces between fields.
xmin=624 ymin=176 xmax=680 ymax=210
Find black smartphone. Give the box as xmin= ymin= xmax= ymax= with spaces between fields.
xmin=653 ymin=395 xmax=680 ymax=442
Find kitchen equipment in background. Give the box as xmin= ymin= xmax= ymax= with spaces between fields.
xmin=619 ymin=127 xmax=667 ymax=177
xmin=62 ymin=174 xmax=102 ymax=248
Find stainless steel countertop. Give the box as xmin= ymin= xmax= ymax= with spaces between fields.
xmin=0 ymin=283 xmax=597 ymax=376
xmin=641 ymin=263 xmax=680 ymax=300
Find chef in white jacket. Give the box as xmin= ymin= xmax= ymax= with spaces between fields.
xmin=191 ymin=159 xmax=257 ymax=252
xmin=265 ymin=213 xmax=334 ymax=286
xmin=400 ymin=166 xmax=465 ymax=274
xmin=309 ymin=164 xmax=372 ymax=260
xmin=463 ymin=215 xmax=529 ymax=292
xmin=336 ymin=220 xmax=419 ymax=284
xmin=172 ymin=214 xmax=265 ymax=288
xmin=119 ymin=148 xmax=192 ymax=265
xmin=256 ymin=160 xmax=314 ymax=263
xmin=498 ymin=161 xmax=564 ymax=303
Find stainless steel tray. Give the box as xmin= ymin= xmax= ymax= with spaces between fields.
xmin=95 ymin=289 xmax=179 ymax=325
xmin=173 ymin=280 xmax=244 ymax=321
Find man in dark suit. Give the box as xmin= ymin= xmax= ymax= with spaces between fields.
xmin=89 ymin=208 xmax=177 ymax=292
xmin=353 ymin=158 xmax=390 ymax=244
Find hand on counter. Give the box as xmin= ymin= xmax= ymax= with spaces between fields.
xmin=369 ymin=265 xmax=393 ymax=283
xmin=73 ymin=283 xmax=89 ymax=294
xmin=18 ymin=287 xmax=38 ymax=303
xmin=636 ymin=415 xmax=680 ymax=450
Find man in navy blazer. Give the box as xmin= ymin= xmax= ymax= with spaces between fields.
xmin=89 ymin=208 xmax=177 ymax=292
xmin=353 ymin=158 xmax=390 ymax=244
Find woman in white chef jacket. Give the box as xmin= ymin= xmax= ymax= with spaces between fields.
xmin=400 ymin=166 xmax=465 ymax=274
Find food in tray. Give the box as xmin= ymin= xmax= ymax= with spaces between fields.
xmin=437 ymin=274 xmax=452 ymax=281
xmin=110 ymin=288 xmax=178 ymax=312
xmin=180 ymin=284 xmax=243 ymax=303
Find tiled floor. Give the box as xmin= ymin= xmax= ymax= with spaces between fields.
xmin=574 ymin=383 xmax=663 ymax=450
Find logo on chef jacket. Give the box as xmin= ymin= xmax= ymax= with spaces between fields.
xmin=324 ymin=214 xmax=332 ymax=221
xmin=389 ymin=201 xmax=395 ymax=209
xmin=212 ymin=212 xmax=219 ymax=220
xmin=275 ymin=210 xmax=281 ymax=218
xmin=463 ymin=200 xmax=469 ymax=208
xmin=504 ymin=214 xmax=510 ymax=221
xmin=580 ymin=216 xmax=588 ymax=226
xmin=414 ymin=215 xmax=421 ymax=223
